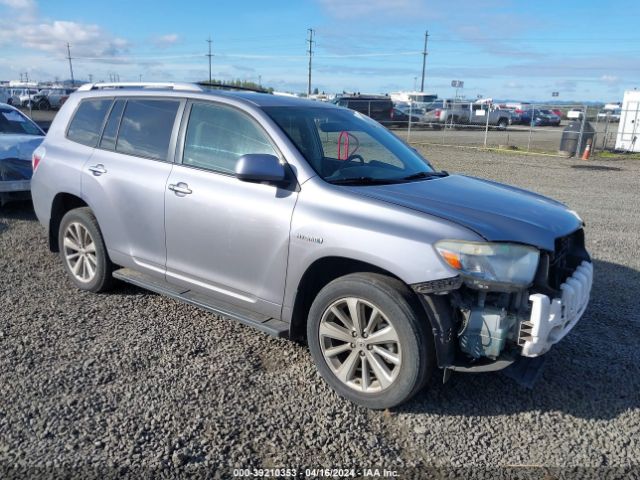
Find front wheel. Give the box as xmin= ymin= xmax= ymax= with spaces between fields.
xmin=58 ymin=207 xmax=114 ymax=292
xmin=307 ymin=273 xmax=434 ymax=409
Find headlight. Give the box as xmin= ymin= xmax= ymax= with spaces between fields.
xmin=435 ymin=240 xmax=540 ymax=288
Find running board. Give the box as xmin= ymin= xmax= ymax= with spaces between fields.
xmin=112 ymin=268 xmax=289 ymax=338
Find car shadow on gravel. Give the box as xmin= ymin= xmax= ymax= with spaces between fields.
xmin=399 ymin=258 xmax=640 ymax=421
xmin=0 ymin=200 xmax=36 ymax=222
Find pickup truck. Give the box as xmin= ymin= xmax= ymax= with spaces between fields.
xmin=424 ymin=101 xmax=512 ymax=130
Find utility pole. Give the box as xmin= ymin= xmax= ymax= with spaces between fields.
xmin=307 ymin=28 xmax=314 ymax=96
xmin=66 ymin=43 xmax=75 ymax=86
xmin=420 ymin=30 xmax=429 ymax=92
xmin=206 ymin=36 xmax=213 ymax=84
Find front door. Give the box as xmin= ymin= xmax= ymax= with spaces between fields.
xmin=164 ymin=101 xmax=298 ymax=318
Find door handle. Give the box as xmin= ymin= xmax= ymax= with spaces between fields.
xmin=88 ymin=164 xmax=107 ymax=176
xmin=168 ymin=182 xmax=192 ymax=195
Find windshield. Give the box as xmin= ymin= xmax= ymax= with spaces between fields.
xmin=264 ymin=106 xmax=436 ymax=184
xmin=0 ymin=107 xmax=43 ymax=136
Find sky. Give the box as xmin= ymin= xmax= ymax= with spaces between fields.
xmin=0 ymin=0 xmax=638 ymax=101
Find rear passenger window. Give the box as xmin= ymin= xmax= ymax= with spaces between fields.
xmin=99 ymin=100 xmax=125 ymax=150
xmin=67 ymin=99 xmax=112 ymax=146
xmin=116 ymin=99 xmax=179 ymax=161
xmin=182 ymin=102 xmax=276 ymax=174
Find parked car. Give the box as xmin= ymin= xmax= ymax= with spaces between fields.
xmin=9 ymin=88 xmax=39 ymax=107
xmin=335 ymin=94 xmax=394 ymax=126
xmin=597 ymin=108 xmax=621 ymax=122
xmin=551 ymin=109 xmax=563 ymax=119
xmin=391 ymin=105 xmax=425 ymax=127
xmin=47 ymin=88 xmax=75 ymax=109
xmin=536 ymin=109 xmax=561 ymax=126
xmin=567 ymin=108 xmax=584 ymax=120
xmin=31 ymin=82 xmax=592 ymax=409
xmin=0 ymin=103 xmax=45 ymax=205
xmin=424 ymin=101 xmax=511 ymax=130
xmin=0 ymin=88 xmax=10 ymax=104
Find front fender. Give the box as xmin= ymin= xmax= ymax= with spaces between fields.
xmin=282 ymin=179 xmax=481 ymax=312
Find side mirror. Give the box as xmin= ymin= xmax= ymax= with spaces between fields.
xmin=235 ymin=154 xmax=286 ymax=184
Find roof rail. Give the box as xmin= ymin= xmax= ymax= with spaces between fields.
xmin=197 ymin=82 xmax=270 ymax=94
xmin=76 ymin=82 xmax=204 ymax=92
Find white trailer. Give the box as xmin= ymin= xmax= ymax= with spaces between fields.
xmin=615 ymin=90 xmax=640 ymax=152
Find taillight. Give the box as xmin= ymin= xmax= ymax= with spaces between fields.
xmin=32 ymin=147 xmax=44 ymax=171
xmin=434 ymin=109 xmax=441 ymax=118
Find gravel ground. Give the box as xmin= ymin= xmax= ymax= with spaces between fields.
xmin=1 ymin=146 xmax=639 ymax=479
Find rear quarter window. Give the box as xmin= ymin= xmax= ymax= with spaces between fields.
xmin=66 ymin=98 xmax=112 ymax=147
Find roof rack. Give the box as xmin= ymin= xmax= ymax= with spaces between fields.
xmin=197 ymin=82 xmax=270 ymax=94
xmin=76 ymin=82 xmax=204 ymax=92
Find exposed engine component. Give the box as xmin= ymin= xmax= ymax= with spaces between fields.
xmin=459 ymin=306 xmax=519 ymax=360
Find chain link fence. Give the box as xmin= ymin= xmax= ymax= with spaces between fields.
xmin=391 ymin=101 xmax=624 ymax=157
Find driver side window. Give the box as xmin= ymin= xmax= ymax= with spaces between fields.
xmin=183 ymin=102 xmax=277 ymax=174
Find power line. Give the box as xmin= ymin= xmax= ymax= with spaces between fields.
xmin=420 ymin=30 xmax=429 ymax=92
xmin=206 ymin=36 xmax=213 ymax=84
xmin=307 ymin=28 xmax=314 ymax=96
xmin=66 ymin=42 xmax=75 ymax=85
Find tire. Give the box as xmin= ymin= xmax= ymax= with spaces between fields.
xmin=497 ymin=118 xmax=508 ymax=131
xmin=307 ymin=273 xmax=434 ymax=409
xmin=58 ymin=207 xmax=113 ymax=293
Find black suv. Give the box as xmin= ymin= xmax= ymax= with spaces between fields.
xmin=335 ymin=95 xmax=394 ymax=126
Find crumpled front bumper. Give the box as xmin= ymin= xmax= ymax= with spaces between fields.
xmin=519 ymin=261 xmax=593 ymax=357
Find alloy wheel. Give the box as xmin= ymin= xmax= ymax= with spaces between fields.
xmin=319 ymin=297 xmax=402 ymax=393
xmin=62 ymin=222 xmax=98 ymax=283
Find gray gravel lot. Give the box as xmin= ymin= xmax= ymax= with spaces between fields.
xmin=1 ymin=146 xmax=639 ymax=478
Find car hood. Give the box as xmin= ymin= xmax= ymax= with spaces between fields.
xmin=346 ymin=174 xmax=582 ymax=251
xmin=0 ymin=134 xmax=43 ymax=181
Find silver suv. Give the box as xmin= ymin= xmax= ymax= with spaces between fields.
xmin=31 ymin=82 xmax=592 ymax=409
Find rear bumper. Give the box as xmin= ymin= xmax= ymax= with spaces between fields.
xmin=519 ymin=261 xmax=593 ymax=357
xmin=0 ymin=179 xmax=31 ymax=193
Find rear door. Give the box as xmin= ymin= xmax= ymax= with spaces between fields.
xmin=81 ymin=97 xmax=184 ymax=276
xmin=164 ymin=100 xmax=298 ymax=318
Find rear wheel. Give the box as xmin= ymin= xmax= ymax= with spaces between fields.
xmin=497 ymin=118 xmax=509 ymax=131
xmin=307 ymin=273 xmax=434 ymax=409
xmin=58 ymin=207 xmax=113 ymax=292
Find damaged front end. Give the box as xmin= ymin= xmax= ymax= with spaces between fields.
xmin=413 ymin=229 xmax=592 ymax=377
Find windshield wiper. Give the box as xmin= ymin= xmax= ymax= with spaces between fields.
xmin=401 ymin=171 xmax=449 ymax=181
xmin=329 ymin=176 xmax=401 ymax=186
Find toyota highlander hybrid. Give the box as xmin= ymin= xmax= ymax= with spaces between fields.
xmin=30 ymin=82 xmax=592 ymax=408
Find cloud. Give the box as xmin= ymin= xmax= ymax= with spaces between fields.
xmin=3 ymin=20 xmax=129 ymax=57
xmin=153 ymin=33 xmax=180 ymax=48
xmin=0 ymin=0 xmax=35 ymax=9
xmin=0 ymin=0 xmax=36 ymax=21
xmin=0 ymin=0 xmax=129 ymax=60
xmin=317 ymin=0 xmax=426 ymax=19
xmin=600 ymin=74 xmax=620 ymax=85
